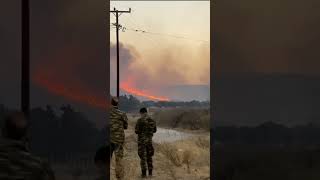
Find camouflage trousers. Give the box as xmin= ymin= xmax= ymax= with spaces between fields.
xmin=111 ymin=142 xmax=124 ymax=179
xmin=138 ymin=141 xmax=154 ymax=171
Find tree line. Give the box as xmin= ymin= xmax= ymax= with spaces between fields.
xmin=0 ymin=104 xmax=106 ymax=160
xmin=214 ymin=121 xmax=320 ymax=146
xmin=119 ymin=95 xmax=210 ymax=112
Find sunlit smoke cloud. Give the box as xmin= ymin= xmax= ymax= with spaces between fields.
xmin=110 ymin=42 xmax=210 ymax=100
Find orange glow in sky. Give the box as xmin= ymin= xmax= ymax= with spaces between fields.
xmin=32 ymin=71 xmax=108 ymax=110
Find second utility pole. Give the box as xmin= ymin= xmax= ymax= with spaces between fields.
xmin=22 ymin=0 xmax=30 ymax=118
xmin=110 ymin=7 xmax=131 ymax=97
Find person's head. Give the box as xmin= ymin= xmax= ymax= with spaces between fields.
xmin=94 ymin=145 xmax=109 ymax=175
xmin=111 ymin=96 xmax=119 ymax=107
xmin=139 ymin=107 xmax=147 ymax=115
xmin=2 ymin=111 xmax=28 ymax=140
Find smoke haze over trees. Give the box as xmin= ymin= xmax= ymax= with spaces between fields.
xmin=118 ymin=95 xmax=210 ymax=112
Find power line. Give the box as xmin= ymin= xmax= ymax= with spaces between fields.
xmin=111 ymin=14 xmax=162 ymax=49
xmin=118 ymin=8 xmax=209 ymax=45
xmin=123 ymin=27 xmax=209 ymax=43
xmin=110 ymin=24 xmax=210 ymax=47
xmin=110 ymin=8 xmax=209 ymax=47
xmin=120 ymin=14 xmax=209 ymax=43
xmin=124 ymin=15 xmax=162 ymax=47
xmin=127 ymin=13 xmax=148 ymax=31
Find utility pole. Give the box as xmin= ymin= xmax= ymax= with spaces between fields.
xmin=22 ymin=0 xmax=30 ymax=118
xmin=110 ymin=7 xmax=131 ymax=97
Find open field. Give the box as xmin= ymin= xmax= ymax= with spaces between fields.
xmin=111 ymin=126 xmax=210 ymax=180
xmin=45 ymin=107 xmax=210 ymax=180
xmin=151 ymin=107 xmax=210 ymax=131
xmin=111 ymin=112 xmax=210 ymax=180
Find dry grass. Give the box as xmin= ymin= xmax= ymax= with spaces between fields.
xmin=195 ymin=136 xmax=210 ymax=149
xmin=153 ymin=108 xmax=210 ymax=130
xmin=158 ymin=142 xmax=183 ymax=167
xmin=110 ymin=112 xmax=210 ymax=180
xmin=182 ymin=150 xmax=193 ymax=173
xmin=159 ymin=159 xmax=178 ymax=180
xmin=122 ymin=157 xmax=139 ymax=179
xmin=110 ymin=136 xmax=210 ymax=180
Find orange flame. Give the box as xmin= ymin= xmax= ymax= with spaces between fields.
xmin=32 ymin=73 xmax=108 ymax=110
xmin=30 ymin=41 xmax=173 ymax=110
xmin=120 ymin=81 xmax=170 ymax=101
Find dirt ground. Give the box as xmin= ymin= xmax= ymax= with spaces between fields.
xmin=110 ymin=117 xmax=210 ymax=180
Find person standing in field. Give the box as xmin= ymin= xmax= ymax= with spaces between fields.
xmin=110 ymin=97 xmax=128 ymax=179
xmin=135 ymin=107 xmax=157 ymax=178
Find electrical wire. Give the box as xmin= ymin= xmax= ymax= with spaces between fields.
xmin=123 ymin=14 xmax=208 ymax=43
xmin=110 ymin=12 xmax=209 ymax=46
xmin=124 ymin=15 xmax=161 ymax=46
xmin=124 ymin=27 xmax=209 ymax=43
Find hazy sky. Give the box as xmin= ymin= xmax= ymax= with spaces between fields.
xmin=110 ymin=1 xmax=210 ymax=49
xmin=109 ymin=1 xmax=210 ymax=97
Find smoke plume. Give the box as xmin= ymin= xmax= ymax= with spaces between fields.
xmin=110 ymin=42 xmax=210 ymax=100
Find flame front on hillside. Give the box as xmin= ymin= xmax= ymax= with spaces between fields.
xmin=32 ymin=71 xmax=108 ymax=110
xmin=120 ymin=80 xmax=170 ymax=101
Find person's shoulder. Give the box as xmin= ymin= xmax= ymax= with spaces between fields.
xmin=111 ymin=107 xmax=123 ymax=114
xmin=116 ymin=109 xmax=127 ymax=118
xmin=0 ymin=139 xmax=54 ymax=178
xmin=119 ymin=109 xmax=127 ymax=115
xmin=136 ymin=117 xmax=142 ymax=122
xmin=146 ymin=115 xmax=154 ymax=121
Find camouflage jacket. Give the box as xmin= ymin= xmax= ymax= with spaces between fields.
xmin=110 ymin=106 xmax=128 ymax=145
xmin=0 ymin=138 xmax=55 ymax=180
xmin=135 ymin=114 xmax=157 ymax=144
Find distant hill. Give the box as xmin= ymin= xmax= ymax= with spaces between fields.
xmin=30 ymin=83 xmax=108 ymax=128
xmin=122 ymin=84 xmax=210 ymax=102
xmin=29 ymin=83 xmax=209 ymax=128
xmin=164 ymin=85 xmax=210 ymax=101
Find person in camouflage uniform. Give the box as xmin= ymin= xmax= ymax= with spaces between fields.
xmin=110 ymin=97 xmax=128 ymax=179
xmin=0 ymin=111 xmax=55 ymax=180
xmin=135 ymin=107 xmax=157 ymax=178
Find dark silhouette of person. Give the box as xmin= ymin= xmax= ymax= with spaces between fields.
xmin=0 ymin=111 xmax=55 ymax=180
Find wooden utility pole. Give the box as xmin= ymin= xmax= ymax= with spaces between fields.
xmin=109 ymin=7 xmax=131 ymax=97
xmin=22 ymin=0 xmax=30 ymax=118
